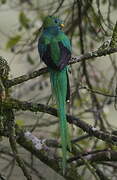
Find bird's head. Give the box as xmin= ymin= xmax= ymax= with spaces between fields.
xmin=43 ymin=16 xmax=64 ymax=29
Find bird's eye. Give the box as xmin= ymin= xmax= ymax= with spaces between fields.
xmin=55 ymin=19 xmax=58 ymax=23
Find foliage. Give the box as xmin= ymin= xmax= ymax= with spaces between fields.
xmin=6 ymin=35 xmax=21 ymax=49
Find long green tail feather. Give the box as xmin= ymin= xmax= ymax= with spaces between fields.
xmin=50 ymin=67 xmax=71 ymax=174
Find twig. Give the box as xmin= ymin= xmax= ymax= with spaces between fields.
xmin=68 ymin=149 xmax=117 ymax=167
xmin=92 ymin=163 xmax=109 ymax=180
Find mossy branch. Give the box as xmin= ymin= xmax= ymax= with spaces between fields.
xmin=4 ymin=108 xmax=32 ymax=180
xmin=110 ymin=21 xmax=117 ymax=48
xmin=16 ymin=128 xmax=60 ymax=172
xmin=4 ymin=47 xmax=117 ymax=88
xmin=68 ymin=149 xmax=117 ymax=167
xmin=2 ymin=99 xmax=117 ymax=146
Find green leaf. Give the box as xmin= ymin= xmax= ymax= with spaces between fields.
xmin=6 ymin=35 xmax=21 ymax=49
xmin=19 ymin=11 xmax=30 ymax=29
xmin=110 ymin=21 xmax=117 ymax=48
xmin=0 ymin=0 xmax=7 ymax=4
xmin=27 ymin=54 xmax=35 ymax=65
xmin=16 ymin=119 xmax=24 ymax=127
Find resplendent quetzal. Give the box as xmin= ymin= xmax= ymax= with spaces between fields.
xmin=38 ymin=16 xmax=72 ymax=173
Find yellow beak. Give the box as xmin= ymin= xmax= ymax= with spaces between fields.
xmin=60 ymin=23 xmax=64 ymax=28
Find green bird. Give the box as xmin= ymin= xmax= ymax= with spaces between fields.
xmin=38 ymin=16 xmax=72 ymax=173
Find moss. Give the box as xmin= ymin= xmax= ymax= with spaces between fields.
xmin=110 ymin=21 xmax=117 ymax=48
xmin=0 ymin=56 xmax=9 ymax=80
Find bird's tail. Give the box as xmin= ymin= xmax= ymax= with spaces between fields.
xmin=50 ymin=67 xmax=71 ymax=174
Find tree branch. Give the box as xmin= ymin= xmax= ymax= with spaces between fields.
xmin=16 ymin=128 xmax=60 ymax=172
xmin=68 ymin=149 xmax=117 ymax=166
xmin=110 ymin=21 xmax=117 ymax=48
xmin=2 ymin=99 xmax=117 ymax=145
xmin=4 ymin=47 xmax=117 ymax=88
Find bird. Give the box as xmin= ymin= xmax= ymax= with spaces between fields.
xmin=38 ymin=16 xmax=72 ymax=174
